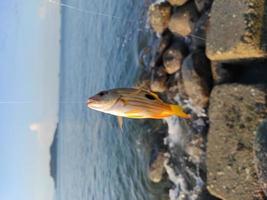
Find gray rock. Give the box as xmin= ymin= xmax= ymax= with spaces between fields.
xmin=168 ymin=0 xmax=189 ymax=6
xmin=150 ymin=67 xmax=168 ymax=93
xmin=194 ymin=0 xmax=213 ymax=13
xmin=163 ymin=40 xmax=188 ymax=74
xmin=148 ymin=152 xmax=166 ymax=183
xmin=150 ymin=78 xmax=167 ymax=93
xmin=254 ymin=119 xmax=267 ymax=196
xmin=148 ymin=2 xmax=172 ymax=34
xmin=207 ymin=84 xmax=267 ymax=200
xmin=153 ymin=30 xmax=173 ymax=68
xmin=190 ymin=12 xmax=209 ymax=50
xmin=206 ymin=0 xmax=267 ymax=60
xmin=181 ymin=50 xmax=212 ymax=108
xmin=168 ymin=1 xmax=199 ymax=37
xmin=210 ymin=61 xmax=232 ymax=85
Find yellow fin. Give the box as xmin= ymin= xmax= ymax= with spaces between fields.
xmin=170 ymin=105 xmax=191 ymax=119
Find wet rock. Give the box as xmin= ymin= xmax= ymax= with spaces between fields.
xmin=149 ymin=152 xmax=166 ymax=183
xmin=167 ymin=0 xmax=189 ymax=6
xmin=190 ymin=12 xmax=209 ymax=50
xmin=168 ymin=1 xmax=199 ymax=37
xmin=254 ymin=120 xmax=267 ymax=196
xmin=210 ymin=61 xmax=232 ymax=85
xmin=150 ymin=67 xmax=168 ymax=93
xmin=181 ymin=50 xmax=212 ymax=108
xmin=157 ymin=30 xmax=173 ymax=56
xmin=207 ymin=84 xmax=267 ymax=200
xmin=185 ymin=136 xmax=205 ymax=164
xmin=150 ymin=77 xmax=168 ymax=93
xmin=163 ymin=40 xmax=188 ymax=74
xmin=148 ymin=2 xmax=172 ymax=34
xmin=194 ymin=0 xmax=213 ymax=13
xmin=153 ymin=30 xmax=173 ymax=68
xmin=206 ymin=0 xmax=267 ymax=60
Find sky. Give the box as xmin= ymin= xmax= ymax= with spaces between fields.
xmin=0 ymin=0 xmax=60 ymax=200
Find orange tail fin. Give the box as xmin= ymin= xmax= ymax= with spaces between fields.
xmin=170 ymin=105 xmax=191 ymax=119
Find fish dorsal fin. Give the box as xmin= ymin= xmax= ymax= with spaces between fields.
xmin=133 ymin=86 xmax=161 ymax=100
xmin=117 ymin=116 xmax=123 ymax=130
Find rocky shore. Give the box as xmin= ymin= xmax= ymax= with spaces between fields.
xmin=141 ymin=0 xmax=267 ymax=199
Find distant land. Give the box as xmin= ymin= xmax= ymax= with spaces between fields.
xmin=49 ymin=123 xmax=59 ymax=187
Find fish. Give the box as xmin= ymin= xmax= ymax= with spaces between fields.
xmin=87 ymin=88 xmax=191 ymax=119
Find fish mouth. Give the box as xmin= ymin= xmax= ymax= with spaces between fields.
xmin=87 ymin=97 xmax=97 ymax=108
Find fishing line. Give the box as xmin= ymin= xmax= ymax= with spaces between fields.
xmin=48 ymin=0 xmax=206 ymax=42
xmin=48 ymin=0 xmax=136 ymax=23
xmin=0 ymin=100 xmax=85 ymax=105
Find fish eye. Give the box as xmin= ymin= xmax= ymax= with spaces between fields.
xmin=98 ymin=91 xmax=108 ymax=96
xmin=145 ymin=94 xmax=156 ymax=100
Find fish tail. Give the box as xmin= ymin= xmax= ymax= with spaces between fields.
xmin=170 ymin=104 xmax=191 ymax=119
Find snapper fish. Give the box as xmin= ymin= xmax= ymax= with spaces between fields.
xmin=87 ymin=88 xmax=191 ymax=120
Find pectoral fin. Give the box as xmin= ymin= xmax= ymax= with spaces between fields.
xmin=117 ymin=116 xmax=123 ymax=130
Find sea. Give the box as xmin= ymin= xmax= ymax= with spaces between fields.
xmin=56 ymin=0 xmax=170 ymax=200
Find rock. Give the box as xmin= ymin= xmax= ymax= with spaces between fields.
xmin=150 ymin=67 xmax=168 ymax=93
xmin=206 ymin=0 xmax=267 ymax=61
xmin=150 ymin=77 xmax=168 ymax=93
xmin=153 ymin=30 xmax=173 ymax=68
xmin=168 ymin=2 xmax=199 ymax=37
xmin=190 ymin=12 xmax=209 ymax=50
xmin=148 ymin=2 xmax=172 ymax=34
xmin=167 ymin=0 xmax=189 ymax=6
xmin=194 ymin=0 xmax=213 ymax=13
xmin=149 ymin=152 xmax=166 ymax=183
xmin=157 ymin=30 xmax=173 ymax=56
xmin=163 ymin=40 xmax=188 ymax=74
xmin=210 ymin=61 xmax=232 ymax=85
xmin=207 ymin=84 xmax=267 ymax=200
xmin=181 ymin=50 xmax=212 ymax=108
xmin=185 ymin=136 xmax=205 ymax=164
xmin=254 ymin=120 xmax=267 ymax=196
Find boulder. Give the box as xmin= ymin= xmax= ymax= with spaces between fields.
xmin=168 ymin=1 xmax=199 ymax=37
xmin=153 ymin=30 xmax=173 ymax=68
xmin=148 ymin=152 xmax=166 ymax=183
xmin=150 ymin=77 xmax=168 ymax=93
xmin=206 ymin=0 xmax=267 ymax=60
xmin=181 ymin=50 xmax=212 ymax=108
xmin=163 ymin=40 xmax=188 ymax=74
xmin=190 ymin=12 xmax=209 ymax=50
xmin=210 ymin=61 xmax=232 ymax=85
xmin=207 ymin=84 xmax=267 ymax=200
xmin=167 ymin=0 xmax=189 ymax=6
xmin=254 ymin=120 xmax=267 ymax=196
xmin=194 ymin=0 xmax=213 ymax=13
xmin=148 ymin=2 xmax=172 ymax=34
xmin=150 ymin=67 xmax=168 ymax=93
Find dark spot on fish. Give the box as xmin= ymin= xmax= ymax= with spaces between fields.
xmin=98 ymin=91 xmax=108 ymax=96
xmin=145 ymin=94 xmax=156 ymax=100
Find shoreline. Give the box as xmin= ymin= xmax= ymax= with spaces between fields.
xmin=141 ymin=0 xmax=267 ymax=199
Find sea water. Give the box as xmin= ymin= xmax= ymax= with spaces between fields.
xmin=56 ymin=0 xmax=167 ymax=200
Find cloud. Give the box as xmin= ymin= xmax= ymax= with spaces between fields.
xmin=29 ymin=120 xmax=56 ymax=147
xmin=29 ymin=120 xmax=57 ymax=200
xmin=38 ymin=0 xmax=48 ymax=20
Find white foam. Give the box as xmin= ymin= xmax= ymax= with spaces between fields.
xmin=164 ymin=159 xmax=204 ymax=200
xmin=164 ymin=116 xmax=184 ymax=148
xmin=173 ymin=94 xmax=207 ymax=117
